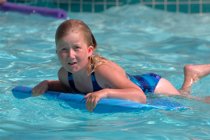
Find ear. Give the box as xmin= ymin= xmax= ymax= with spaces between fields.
xmin=87 ymin=45 xmax=94 ymax=56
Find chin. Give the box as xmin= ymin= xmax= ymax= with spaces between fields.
xmin=67 ymin=68 xmax=78 ymax=74
xmin=67 ymin=67 xmax=83 ymax=74
xmin=64 ymin=64 xmax=87 ymax=74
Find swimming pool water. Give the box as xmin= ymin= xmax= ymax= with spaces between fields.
xmin=1 ymin=4 xmax=210 ymax=139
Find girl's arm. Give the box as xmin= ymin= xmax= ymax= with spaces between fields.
xmin=48 ymin=80 xmax=69 ymax=92
xmin=85 ymin=88 xmax=146 ymax=112
xmin=32 ymin=67 xmax=69 ymax=96
xmin=85 ymin=64 xmax=146 ymax=112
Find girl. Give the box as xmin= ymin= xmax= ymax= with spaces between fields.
xmin=32 ymin=19 xmax=209 ymax=112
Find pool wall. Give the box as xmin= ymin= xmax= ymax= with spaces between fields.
xmin=7 ymin=0 xmax=210 ymax=13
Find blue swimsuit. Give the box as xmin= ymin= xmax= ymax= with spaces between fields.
xmin=68 ymin=72 xmax=161 ymax=95
xmin=127 ymin=73 xmax=161 ymax=95
xmin=68 ymin=72 xmax=102 ymax=93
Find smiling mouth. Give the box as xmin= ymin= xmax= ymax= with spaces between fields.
xmin=68 ymin=62 xmax=77 ymax=66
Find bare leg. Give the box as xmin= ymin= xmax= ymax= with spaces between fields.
xmin=181 ymin=64 xmax=210 ymax=93
xmin=154 ymin=78 xmax=181 ymax=96
xmin=154 ymin=66 xmax=210 ymax=104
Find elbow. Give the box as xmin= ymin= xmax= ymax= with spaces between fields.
xmin=137 ymin=93 xmax=147 ymax=104
xmin=132 ymin=90 xmax=146 ymax=104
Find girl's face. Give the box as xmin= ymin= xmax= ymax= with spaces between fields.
xmin=56 ymin=30 xmax=93 ymax=74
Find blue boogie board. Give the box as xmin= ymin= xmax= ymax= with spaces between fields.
xmin=12 ymin=86 xmax=187 ymax=113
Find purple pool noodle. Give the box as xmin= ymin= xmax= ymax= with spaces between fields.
xmin=0 ymin=2 xmax=67 ymax=19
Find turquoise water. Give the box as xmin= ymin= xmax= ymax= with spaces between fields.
xmin=1 ymin=4 xmax=210 ymax=139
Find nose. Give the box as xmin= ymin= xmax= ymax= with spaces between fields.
xmin=68 ymin=48 xmax=75 ymax=58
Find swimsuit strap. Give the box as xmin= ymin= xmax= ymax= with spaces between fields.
xmin=68 ymin=72 xmax=102 ymax=92
xmin=68 ymin=72 xmax=77 ymax=92
xmin=91 ymin=72 xmax=103 ymax=91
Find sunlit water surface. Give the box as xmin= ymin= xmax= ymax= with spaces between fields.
xmin=0 ymin=4 xmax=210 ymax=140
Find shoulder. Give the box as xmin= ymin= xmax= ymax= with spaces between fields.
xmin=58 ymin=67 xmax=67 ymax=76
xmin=94 ymin=61 xmax=128 ymax=87
xmin=58 ymin=67 xmax=68 ymax=82
xmin=95 ymin=60 xmax=125 ymax=76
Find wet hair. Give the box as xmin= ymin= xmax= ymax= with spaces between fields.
xmin=55 ymin=19 xmax=106 ymax=74
xmin=55 ymin=19 xmax=97 ymax=48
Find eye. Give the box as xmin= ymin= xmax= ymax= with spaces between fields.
xmin=58 ymin=47 xmax=68 ymax=53
xmin=61 ymin=48 xmax=68 ymax=51
xmin=73 ymin=45 xmax=81 ymax=51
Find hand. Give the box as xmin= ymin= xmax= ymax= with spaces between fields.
xmin=85 ymin=89 xmax=108 ymax=112
xmin=32 ymin=80 xmax=48 ymax=96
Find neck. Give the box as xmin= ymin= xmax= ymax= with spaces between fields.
xmin=72 ymin=66 xmax=89 ymax=78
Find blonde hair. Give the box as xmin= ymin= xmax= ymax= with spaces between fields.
xmin=87 ymin=54 xmax=107 ymax=74
xmin=55 ymin=19 xmax=106 ymax=75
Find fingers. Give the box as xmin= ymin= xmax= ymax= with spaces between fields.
xmin=32 ymin=81 xmax=48 ymax=96
xmin=32 ymin=86 xmax=46 ymax=96
xmin=85 ymin=93 xmax=99 ymax=112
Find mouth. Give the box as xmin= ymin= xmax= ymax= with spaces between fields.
xmin=68 ymin=62 xmax=77 ymax=66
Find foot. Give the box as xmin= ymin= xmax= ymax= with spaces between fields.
xmin=181 ymin=65 xmax=201 ymax=94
